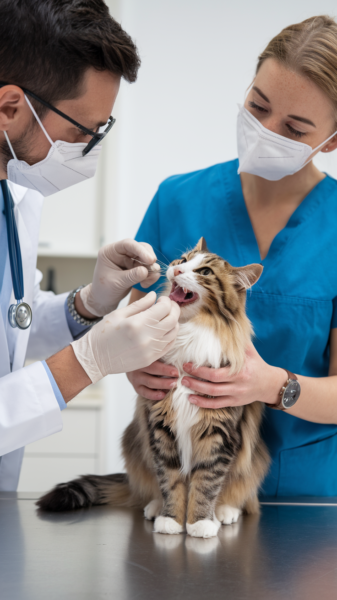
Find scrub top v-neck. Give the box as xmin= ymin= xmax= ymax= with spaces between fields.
xmin=134 ymin=158 xmax=337 ymax=497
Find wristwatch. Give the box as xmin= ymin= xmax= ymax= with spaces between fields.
xmin=67 ymin=286 xmax=102 ymax=327
xmin=265 ymin=370 xmax=301 ymax=411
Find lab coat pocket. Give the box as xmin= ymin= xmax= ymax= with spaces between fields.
xmin=278 ymin=433 xmax=337 ymax=496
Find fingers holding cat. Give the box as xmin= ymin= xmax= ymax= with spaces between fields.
xmin=183 ymin=369 xmax=245 ymax=408
xmin=183 ymin=342 xmax=286 ymax=409
xmin=127 ymin=361 xmax=179 ymax=401
xmin=183 ymin=365 xmax=238 ymax=408
xmin=126 ymin=339 xmax=285 ymax=408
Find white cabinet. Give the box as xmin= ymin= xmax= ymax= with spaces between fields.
xmin=18 ymin=384 xmax=106 ymax=493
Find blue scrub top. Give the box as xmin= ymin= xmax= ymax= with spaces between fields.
xmin=134 ymin=158 xmax=337 ymax=497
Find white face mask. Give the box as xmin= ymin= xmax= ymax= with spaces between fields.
xmin=5 ymin=95 xmax=102 ymax=196
xmin=237 ymin=103 xmax=337 ymax=181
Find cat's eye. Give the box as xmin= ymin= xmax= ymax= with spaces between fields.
xmin=199 ymin=267 xmax=213 ymax=276
xmin=180 ymin=257 xmax=187 ymax=264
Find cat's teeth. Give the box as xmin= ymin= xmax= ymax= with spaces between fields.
xmin=183 ymin=288 xmax=188 ymax=294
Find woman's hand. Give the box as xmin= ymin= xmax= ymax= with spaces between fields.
xmin=182 ymin=342 xmax=287 ymax=408
xmin=127 ymin=361 xmax=179 ymax=401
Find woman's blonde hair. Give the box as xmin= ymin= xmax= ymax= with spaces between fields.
xmin=257 ymin=15 xmax=337 ymax=126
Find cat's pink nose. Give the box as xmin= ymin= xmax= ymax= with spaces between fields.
xmin=174 ymin=268 xmax=182 ymax=277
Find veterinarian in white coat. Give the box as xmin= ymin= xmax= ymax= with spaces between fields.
xmin=0 ymin=182 xmax=73 ymax=489
xmin=0 ymin=1 xmax=179 ymax=491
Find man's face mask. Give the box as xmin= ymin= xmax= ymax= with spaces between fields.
xmin=236 ymin=102 xmax=337 ymax=181
xmin=4 ymin=95 xmax=102 ymax=196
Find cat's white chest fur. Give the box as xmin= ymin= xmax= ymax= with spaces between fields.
xmin=163 ymin=321 xmax=225 ymax=475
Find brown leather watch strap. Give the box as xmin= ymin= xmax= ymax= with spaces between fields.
xmin=265 ymin=370 xmax=298 ymax=410
xmin=285 ymin=370 xmax=297 ymax=382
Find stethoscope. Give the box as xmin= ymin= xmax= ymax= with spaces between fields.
xmin=1 ymin=180 xmax=32 ymax=330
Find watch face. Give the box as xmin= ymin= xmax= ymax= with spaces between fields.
xmin=283 ymin=380 xmax=301 ymax=408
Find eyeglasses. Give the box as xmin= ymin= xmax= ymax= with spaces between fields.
xmin=0 ymin=83 xmax=116 ymax=156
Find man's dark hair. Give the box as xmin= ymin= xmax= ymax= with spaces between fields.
xmin=0 ymin=0 xmax=140 ymax=109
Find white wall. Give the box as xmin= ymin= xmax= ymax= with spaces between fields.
xmin=103 ymin=0 xmax=337 ymax=472
xmin=109 ymin=0 xmax=337 ymax=243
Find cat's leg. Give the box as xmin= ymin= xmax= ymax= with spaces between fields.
xmin=215 ymin=480 xmax=244 ymax=526
xmin=186 ymin=467 xmax=225 ymax=538
xmin=216 ymin=435 xmax=270 ymax=523
xmin=186 ymin=422 xmax=241 ymax=538
xmin=153 ymin=472 xmax=188 ymax=534
xmin=148 ymin=415 xmax=187 ymax=534
xmin=216 ymin=503 xmax=242 ymax=525
xmin=216 ymin=475 xmax=260 ymax=523
xmin=216 ymin=479 xmax=254 ymax=525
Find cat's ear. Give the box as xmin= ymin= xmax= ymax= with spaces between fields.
xmin=195 ymin=237 xmax=209 ymax=252
xmin=232 ymin=264 xmax=263 ymax=292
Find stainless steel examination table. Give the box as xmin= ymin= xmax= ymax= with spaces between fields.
xmin=1 ymin=492 xmax=337 ymax=600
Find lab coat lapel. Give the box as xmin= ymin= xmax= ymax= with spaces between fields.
xmin=8 ymin=182 xmax=27 ymax=206
xmin=0 ymin=184 xmax=22 ymax=376
xmin=0 ymin=310 xmax=10 ymax=377
xmin=10 ymin=186 xmax=35 ymax=372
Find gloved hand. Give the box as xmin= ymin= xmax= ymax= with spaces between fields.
xmin=71 ymin=292 xmax=180 ymax=384
xmin=80 ymin=239 xmax=161 ymax=317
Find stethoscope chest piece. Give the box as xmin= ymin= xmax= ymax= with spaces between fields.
xmin=8 ymin=302 xmax=32 ymax=330
xmin=1 ymin=179 xmax=33 ymax=330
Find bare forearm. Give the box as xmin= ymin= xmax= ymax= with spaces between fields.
xmin=284 ymin=374 xmax=337 ymax=424
xmin=46 ymin=345 xmax=92 ymax=403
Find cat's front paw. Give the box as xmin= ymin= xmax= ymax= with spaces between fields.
xmin=216 ymin=504 xmax=241 ymax=525
xmin=144 ymin=499 xmax=162 ymax=521
xmin=186 ymin=519 xmax=220 ymax=538
xmin=154 ymin=516 xmax=184 ymax=535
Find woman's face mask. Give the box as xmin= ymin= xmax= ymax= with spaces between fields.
xmin=236 ymin=103 xmax=337 ymax=181
xmin=5 ymin=95 xmax=102 ymax=196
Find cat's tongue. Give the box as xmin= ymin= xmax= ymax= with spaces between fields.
xmin=170 ymin=285 xmax=187 ymax=303
xmin=169 ymin=283 xmax=199 ymax=306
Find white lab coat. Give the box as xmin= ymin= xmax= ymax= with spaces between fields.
xmin=0 ymin=183 xmax=73 ymax=490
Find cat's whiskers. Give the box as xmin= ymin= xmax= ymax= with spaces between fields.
xmin=132 ymin=258 xmax=168 ymax=275
xmin=150 ymin=245 xmax=171 ymax=267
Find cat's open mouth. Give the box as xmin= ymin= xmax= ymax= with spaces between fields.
xmin=169 ymin=282 xmax=199 ymax=306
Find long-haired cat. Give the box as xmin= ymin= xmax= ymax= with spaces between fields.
xmin=37 ymin=238 xmax=270 ymax=538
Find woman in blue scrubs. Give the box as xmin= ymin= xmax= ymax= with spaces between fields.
xmin=128 ymin=15 xmax=337 ymax=497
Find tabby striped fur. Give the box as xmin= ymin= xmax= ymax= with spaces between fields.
xmin=37 ymin=238 xmax=270 ymax=539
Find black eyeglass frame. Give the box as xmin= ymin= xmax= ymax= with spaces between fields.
xmin=0 ymin=82 xmax=116 ymax=156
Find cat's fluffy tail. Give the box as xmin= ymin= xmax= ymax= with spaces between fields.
xmin=36 ymin=473 xmax=132 ymax=512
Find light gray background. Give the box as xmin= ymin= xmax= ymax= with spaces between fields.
xmin=35 ymin=1 xmax=337 ymax=475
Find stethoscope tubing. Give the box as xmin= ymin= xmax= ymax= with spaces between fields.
xmin=1 ymin=180 xmax=24 ymax=302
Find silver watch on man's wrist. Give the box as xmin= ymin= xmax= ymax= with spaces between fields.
xmin=67 ymin=286 xmax=101 ymax=327
xmin=265 ymin=370 xmax=301 ymax=411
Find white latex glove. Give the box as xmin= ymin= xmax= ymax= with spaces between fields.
xmin=71 ymin=292 xmax=180 ymax=384
xmin=80 ymin=239 xmax=161 ymax=317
